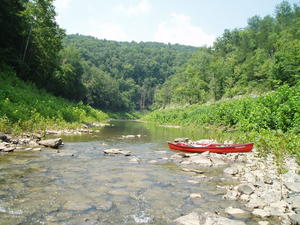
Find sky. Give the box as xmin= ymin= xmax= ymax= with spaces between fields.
xmin=54 ymin=0 xmax=300 ymax=47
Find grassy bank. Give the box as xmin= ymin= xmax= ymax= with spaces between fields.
xmin=0 ymin=67 xmax=109 ymax=134
xmin=143 ymin=84 xmax=300 ymax=166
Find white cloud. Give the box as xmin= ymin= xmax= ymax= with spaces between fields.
xmin=154 ymin=13 xmax=215 ymax=47
xmin=88 ymin=22 xmax=129 ymax=42
xmin=54 ymin=0 xmax=72 ymax=23
xmin=115 ymin=0 xmax=152 ymax=16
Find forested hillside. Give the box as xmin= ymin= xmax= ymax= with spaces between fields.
xmin=59 ymin=35 xmax=196 ymax=110
xmin=154 ymin=1 xmax=300 ymax=108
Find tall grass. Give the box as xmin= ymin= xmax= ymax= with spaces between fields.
xmin=0 ymin=66 xmax=109 ymax=134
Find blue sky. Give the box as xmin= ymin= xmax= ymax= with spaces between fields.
xmin=54 ymin=0 xmax=299 ymax=46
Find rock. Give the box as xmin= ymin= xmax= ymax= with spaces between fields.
xmin=288 ymin=196 xmax=300 ymax=210
xmin=129 ymin=157 xmax=140 ymax=163
xmin=174 ymin=138 xmax=189 ymax=142
xmin=189 ymin=155 xmax=212 ymax=166
xmin=122 ymin=135 xmax=136 ymax=138
xmin=198 ymin=212 xmax=246 ymax=225
xmin=148 ymin=160 xmax=157 ymax=164
xmin=225 ymin=207 xmax=246 ymax=215
xmin=240 ymin=194 xmax=250 ymax=202
xmin=32 ymin=148 xmax=42 ymax=151
xmin=190 ymin=193 xmax=202 ymax=199
xmin=28 ymin=140 xmax=39 ymax=147
xmin=263 ymin=176 xmax=273 ymax=185
xmin=252 ymin=209 xmax=270 ymax=218
xmin=187 ymin=180 xmax=200 ymax=184
xmin=285 ymin=182 xmax=300 ymax=192
xmin=223 ymin=190 xmax=239 ymax=201
xmin=210 ymin=157 xmax=227 ymax=166
xmin=103 ymin=148 xmax=131 ymax=156
xmin=0 ymin=134 xmax=9 ymax=142
xmin=95 ymin=201 xmax=113 ymax=212
xmin=174 ymin=212 xmax=200 ymax=225
xmin=38 ymin=138 xmax=63 ymax=148
xmin=258 ymin=221 xmax=269 ymax=225
xmin=224 ymin=167 xmax=238 ymax=175
xmin=289 ymin=214 xmax=300 ymax=225
xmin=181 ymin=168 xmax=205 ymax=174
xmin=237 ymin=184 xmax=255 ymax=195
xmin=2 ymin=147 xmax=15 ymax=152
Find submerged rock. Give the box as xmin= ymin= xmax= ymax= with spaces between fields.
xmin=38 ymin=138 xmax=63 ymax=148
xmin=103 ymin=148 xmax=131 ymax=156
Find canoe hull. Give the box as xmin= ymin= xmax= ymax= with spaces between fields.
xmin=168 ymin=142 xmax=253 ymax=153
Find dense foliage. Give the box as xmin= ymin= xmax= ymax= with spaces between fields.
xmin=143 ymin=84 xmax=300 ymax=162
xmin=58 ymin=35 xmax=196 ymax=110
xmin=154 ymin=1 xmax=300 ymax=108
xmin=0 ymin=66 xmax=108 ymax=133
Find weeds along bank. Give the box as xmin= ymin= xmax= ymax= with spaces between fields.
xmin=143 ymin=84 xmax=300 ymax=165
xmin=0 ymin=67 xmax=109 ymax=134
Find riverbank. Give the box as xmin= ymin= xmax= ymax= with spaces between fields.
xmin=142 ymin=84 xmax=300 ymax=165
xmin=167 ymin=139 xmax=300 ymax=225
xmin=0 ymin=68 xmax=109 ymax=134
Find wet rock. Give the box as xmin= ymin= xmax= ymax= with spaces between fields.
xmin=129 ymin=157 xmax=140 ymax=163
xmin=174 ymin=212 xmax=199 ymax=225
xmin=237 ymin=184 xmax=255 ymax=195
xmin=190 ymin=193 xmax=202 ymax=199
xmin=252 ymin=209 xmax=270 ymax=218
xmin=121 ymin=135 xmax=136 ymax=138
xmin=63 ymin=201 xmax=91 ymax=211
xmin=103 ymin=148 xmax=131 ymax=156
xmin=224 ymin=167 xmax=238 ymax=175
xmin=258 ymin=221 xmax=269 ymax=225
xmin=223 ymin=190 xmax=239 ymax=201
xmin=225 ymin=207 xmax=246 ymax=215
xmin=189 ymin=155 xmax=212 ymax=166
xmin=95 ymin=201 xmax=113 ymax=212
xmin=38 ymin=138 xmax=63 ymax=148
xmin=289 ymin=214 xmax=300 ymax=225
xmin=2 ymin=147 xmax=15 ymax=152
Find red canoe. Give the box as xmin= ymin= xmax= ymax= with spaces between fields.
xmin=168 ymin=142 xmax=254 ymax=153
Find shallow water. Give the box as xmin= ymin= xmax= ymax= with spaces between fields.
xmin=0 ymin=121 xmax=265 ymax=224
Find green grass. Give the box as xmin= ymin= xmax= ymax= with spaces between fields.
xmin=0 ymin=66 xmax=109 ymax=134
xmin=143 ymin=84 xmax=300 ymax=166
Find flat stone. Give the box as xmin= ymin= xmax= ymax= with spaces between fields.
xmin=258 ymin=221 xmax=269 ymax=225
xmin=252 ymin=209 xmax=270 ymax=218
xmin=103 ymin=148 xmax=131 ymax=156
xmin=190 ymin=193 xmax=202 ymax=199
xmin=63 ymin=201 xmax=91 ymax=211
xmin=223 ymin=190 xmax=239 ymax=201
xmin=95 ymin=201 xmax=113 ymax=212
xmin=225 ymin=207 xmax=246 ymax=215
xmin=285 ymin=182 xmax=300 ymax=192
xmin=189 ymin=155 xmax=212 ymax=166
xmin=174 ymin=212 xmax=200 ymax=225
xmin=237 ymin=184 xmax=255 ymax=195
xmin=2 ymin=147 xmax=15 ymax=152
xmin=198 ymin=212 xmax=246 ymax=225
xmin=38 ymin=138 xmax=63 ymax=148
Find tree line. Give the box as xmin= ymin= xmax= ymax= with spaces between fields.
xmin=154 ymin=1 xmax=300 ymax=108
xmin=1 ymin=0 xmax=299 ymax=112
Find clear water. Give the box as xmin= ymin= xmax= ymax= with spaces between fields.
xmin=0 ymin=121 xmax=268 ymax=224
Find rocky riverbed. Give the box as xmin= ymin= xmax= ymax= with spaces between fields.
xmin=168 ymin=140 xmax=300 ymax=225
xmin=1 ymin=124 xmax=299 ymax=225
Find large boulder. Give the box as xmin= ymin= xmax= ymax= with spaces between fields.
xmin=104 ymin=148 xmax=131 ymax=156
xmin=38 ymin=138 xmax=63 ymax=148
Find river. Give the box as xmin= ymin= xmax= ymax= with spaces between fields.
xmin=0 ymin=120 xmax=260 ymax=224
